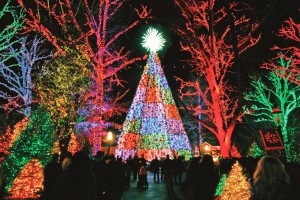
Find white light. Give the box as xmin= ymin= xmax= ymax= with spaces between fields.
xmin=142 ymin=27 xmax=166 ymax=52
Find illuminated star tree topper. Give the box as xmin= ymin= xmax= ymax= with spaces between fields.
xmin=142 ymin=27 xmax=166 ymax=52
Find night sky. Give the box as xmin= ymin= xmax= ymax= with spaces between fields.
xmin=119 ymin=0 xmax=300 ymax=104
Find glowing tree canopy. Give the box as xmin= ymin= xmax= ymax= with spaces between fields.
xmin=116 ymin=28 xmax=192 ymax=161
xmin=263 ymin=16 xmax=300 ymax=85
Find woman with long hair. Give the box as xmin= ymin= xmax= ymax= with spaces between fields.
xmin=251 ymin=156 xmax=290 ymax=200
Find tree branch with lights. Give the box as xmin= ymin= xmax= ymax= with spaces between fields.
xmin=264 ymin=16 xmax=300 ymax=85
xmin=0 ymin=35 xmax=53 ymax=117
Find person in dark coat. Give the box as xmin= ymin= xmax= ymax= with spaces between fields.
xmin=137 ymin=154 xmax=146 ymax=170
xmin=124 ymin=156 xmax=133 ymax=189
xmin=92 ymin=151 xmax=108 ymax=200
xmin=194 ymin=154 xmax=219 ymax=200
xmin=131 ymin=155 xmax=139 ymax=181
xmin=53 ymin=151 xmax=97 ymax=200
xmin=177 ymin=156 xmax=185 ymax=184
xmin=105 ymin=155 xmax=124 ymax=200
xmin=160 ymin=157 xmax=165 ymax=181
xmin=42 ymin=153 xmax=62 ymax=200
xmin=164 ymin=155 xmax=176 ymax=200
xmin=181 ymin=156 xmax=200 ymax=200
xmin=150 ymin=157 xmax=160 ymax=182
xmin=0 ymin=164 xmax=5 ymax=200
xmin=173 ymin=156 xmax=179 ymax=184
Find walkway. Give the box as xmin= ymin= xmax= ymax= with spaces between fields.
xmin=121 ymin=172 xmax=185 ymax=200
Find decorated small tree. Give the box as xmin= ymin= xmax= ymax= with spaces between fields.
xmin=115 ymin=28 xmax=192 ymax=161
xmin=248 ymin=142 xmax=264 ymax=158
xmin=220 ymin=161 xmax=251 ymax=200
xmin=8 ymin=158 xmax=44 ymax=197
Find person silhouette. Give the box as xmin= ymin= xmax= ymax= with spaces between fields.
xmin=251 ymin=156 xmax=290 ymax=200
xmin=42 ymin=153 xmax=62 ymax=200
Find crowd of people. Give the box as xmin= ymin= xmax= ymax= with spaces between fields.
xmin=0 ymin=150 xmax=296 ymax=200
xmin=41 ymin=151 xmax=189 ymax=200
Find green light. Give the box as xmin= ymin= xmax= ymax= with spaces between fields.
xmin=142 ymin=27 xmax=166 ymax=52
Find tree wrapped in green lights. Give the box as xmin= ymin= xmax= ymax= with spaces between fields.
xmin=3 ymin=105 xmax=54 ymax=191
xmin=245 ymin=57 xmax=300 ymax=162
xmin=115 ymin=28 xmax=192 ymax=161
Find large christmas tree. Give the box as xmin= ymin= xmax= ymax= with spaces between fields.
xmin=116 ymin=28 xmax=192 ymax=161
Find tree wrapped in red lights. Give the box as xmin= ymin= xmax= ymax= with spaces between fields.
xmin=17 ymin=0 xmax=151 ymax=154
xmin=174 ymin=0 xmax=261 ymax=157
xmin=263 ymin=16 xmax=300 ymax=85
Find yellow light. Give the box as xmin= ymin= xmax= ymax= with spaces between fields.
xmin=204 ymin=145 xmax=211 ymax=152
xmin=107 ymin=131 xmax=113 ymax=141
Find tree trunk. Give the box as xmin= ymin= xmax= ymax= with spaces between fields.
xmin=220 ymin=137 xmax=231 ymax=158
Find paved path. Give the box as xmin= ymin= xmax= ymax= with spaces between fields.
xmin=121 ymin=172 xmax=185 ymax=200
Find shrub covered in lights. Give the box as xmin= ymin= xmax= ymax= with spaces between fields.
xmin=8 ymin=158 xmax=44 ymax=197
xmin=220 ymin=161 xmax=251 ymax=200
xmin=115 ymin=28 xmax=192 ymax=161
xmin=3 ymin=105 xmax=54 ymax=191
